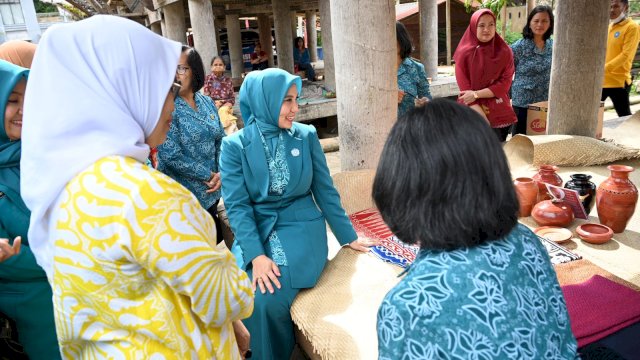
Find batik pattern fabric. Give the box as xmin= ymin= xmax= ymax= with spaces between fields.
xmin=51 ymin=155 xmax=253 ymax=359
xmin=510 ymin=38 xmax=553 ymax=108
xmin=204 ymin=73 xmax=235 ymax=105
xmin=397 ymin=57 xmax=432 ymax=117
xmin=377 ymin=223 xmax=578 ymax=360
xmin=157 ymin=92 xmax=224 ymax=210
xmin=258 ymin=128 xmax=290 ymax=266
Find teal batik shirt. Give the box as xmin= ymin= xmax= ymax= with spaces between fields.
xmin=397 ymin=57 xmax=432 ymax=117
xmin=377 ymin=223 xmax=578 ymax=360
xmin=510 ymin=38 xmax=553 ymax=108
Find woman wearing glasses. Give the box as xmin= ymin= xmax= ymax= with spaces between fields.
xmin=157 ymin=46 xmax=227 ymax=242
xmin=20 ymin=16 xmax=253 ymax=359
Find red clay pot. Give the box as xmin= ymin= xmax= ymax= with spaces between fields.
xmin=596 ymin=165 xmax=638 ymax=233
xmin=531 ymin=199 xmax=575 ymax=227
xmin=532 ymin=165 xmax=563 ymax=202
xmin=576 ymin=223 xmax=614 ymax=244
xmin=513 ymin=177 xmax=538 ymax=217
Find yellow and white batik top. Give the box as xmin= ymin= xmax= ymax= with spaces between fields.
xmin=50 ymin=156 xmax=253 ymax=359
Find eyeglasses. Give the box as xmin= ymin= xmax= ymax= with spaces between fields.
xmin=176 ymin=65 xmax=190 ymax=75
xmin=171 ymin=82 xmax=181 ymax=98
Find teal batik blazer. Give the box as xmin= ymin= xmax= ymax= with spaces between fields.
xmin=220 ymin=122 xmax=357 ymax=289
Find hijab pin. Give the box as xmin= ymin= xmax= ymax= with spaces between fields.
xmin=291 ymin=148 xmax=300 ymax=157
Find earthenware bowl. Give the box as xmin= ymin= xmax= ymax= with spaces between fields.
xmin=533 ymin=226 xmax=573 ymax=243
xmin=576 ymin=223 xmax=614 ymax=244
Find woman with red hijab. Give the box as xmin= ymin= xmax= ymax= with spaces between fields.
xmin=454 ymin=9 xmax=517 ymax=142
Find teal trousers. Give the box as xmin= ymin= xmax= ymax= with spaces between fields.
xmin=244 ymin=266 xmax=300 ymax=360
xmin=0 ymin=280 xmax=61 ymax=360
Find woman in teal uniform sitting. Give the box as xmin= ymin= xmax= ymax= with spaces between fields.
xmin=0 ymin=60 xmax=61 ymax=359
xmin=220 ymin=68 xmax=373 ymax=360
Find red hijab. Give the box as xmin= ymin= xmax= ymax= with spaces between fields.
xmin=454 ymin=9 xmax=516 ymax=128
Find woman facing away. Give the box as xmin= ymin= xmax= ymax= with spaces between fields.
xmin=510 ymin=5 xmax=554 ymax=135
xmin=0 ymin=58 xmax=61 ymax=359
xmin=373 ymin=99 xmax=578 ymax=360
xmin=396 ymin=21 xmax=431 ymax=117
xmin=157 ymin=46 xmax=227 ymax=243
xmin=454 ymin=8 xmax=517 ymax=142
xmin=20 ymin=15 xmax=253 ymax=359
xmin=220 ymin=68 xmax=376 ymax=360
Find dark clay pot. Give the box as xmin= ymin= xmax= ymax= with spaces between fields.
xmin=564 ymin=174 xmax=597 ymax=215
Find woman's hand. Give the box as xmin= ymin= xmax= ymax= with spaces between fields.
xmin=458 ymin=90 xmax=477 ymax=105
xmin=232 ymin=320 xmax=251 ymax=359
xmin=414 ymin=97 xmax=429 ymax=107
xmin=347 ymin=237 xmax=380 ymax=253
xmin=205 ymin=172 xmax=221 ymax=193
xmin=251 ymin=255 xmax=281 ymax=294
xmin=215 ymin=100 xmax=224 ymax=108
xmin=397 ymin=90 xmax=405 ymax=104
xmin=0 ymin=236 xmax=21 ymax=262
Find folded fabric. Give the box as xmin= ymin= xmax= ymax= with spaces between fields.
xmin=561 ymin=275 xmax=640 ymax=347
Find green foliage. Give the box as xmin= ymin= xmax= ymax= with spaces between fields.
xmin=464 ymin=0 xmax=517 ymax=14
xmin=34 ymin=0 xmax=57 ymax=13
xmin=58 ymin=3 xmax=87 ymax=19
xmin=496 ymin=20 xmax=523 ymax=44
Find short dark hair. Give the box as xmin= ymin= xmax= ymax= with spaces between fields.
xmin=522 ymin=5 xmax=554 ymax=40
xmin=182 ymin=45 xmax=205 ymax=93
xmin=210 ymin=55 xmax=225 ymax=66
xmin=396 ymin=21 xmax=414 ymax=60
xmin=372 ymin=99 xmax=518 ymax=251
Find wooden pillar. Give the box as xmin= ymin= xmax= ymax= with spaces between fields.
xmin=188 ymin=0 xmax=218 ymax=68
xmin=319 ymin=0 xmax=335 ymax=91
xmin=163 ymin=0 xmax=187 ymax=43
xmin=419 ymin=0 xmax=438 ymax=80
xmin=332 ymin=0 xmax=396 ymax=170
xmin=527 ymin=0 xmax=536 ymax=13
xmin=226 ymin=13 xmax=244 ymax=79
xmin=258 ymin=14 xmax=275 ymax=67
xmin=446 ymin=0 xmax=451 ymax=65
xmin=273 ymin=0 xmax=295 ymax=73
xmin=500 ymin=4 xmax=507 ymax=36
xmin=305 ymin=10 xmax=318 ymax=62
xmin=547 ymin=0 xmax=609 ymax=137
xmin=150 ymin=22 xmax=162 ymax=35
xmin=291 ymin=11 xmax=298 ymax=39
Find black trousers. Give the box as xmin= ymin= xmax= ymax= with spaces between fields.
xmin=601 ymin=83 xmax=632 ymax=117
xmin=512 ymin=106 xmax=529 ymax=136
xmin=492 ymin=126 xmax=513 ymax=143
xmin=206 ymin=200 xmax=223 ymax=244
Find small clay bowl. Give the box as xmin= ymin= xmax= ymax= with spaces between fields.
xmin=576 ymin=223 xmax=614 ymax=244
xmin=534 ymin=226 xmax=573 ymax=243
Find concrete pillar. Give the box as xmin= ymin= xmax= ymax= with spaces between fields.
xmin=258 ymin=14 xmax=275 ymax=67
xmin=305 ymin=10 xmax=318 ymax=62
xmin=20 ymin=0 xmax=41 ymax=43
xmin=226 ymin=13 xmax=244 ymax=79
xmin=150 ymin=22 xmax=162 ymax=35
xmin=446 ymin=0 xmax=451 ymax=65
xmin=332 ymin=0 xmax=396 ymax=170
xmin=419 ymin=0 xmax=438 ymax=80
xmin=291 ymin=11 xmax=298 ymax=39
xmin=547 ymin=0 xmax=608 ymax=137
xmin=273 ymin=0 xmax=295 ymax=73
xmin=188 ymin=0 xmax=218 ymax=68
xmin=319 ymin=0 xmax=335 ymax=91
xmin=527 ymin=0 xmax=536 ymax=13
xmin=163 ymin=0 xmax=187 ymax=44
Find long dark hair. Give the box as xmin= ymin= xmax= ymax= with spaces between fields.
xmin=522 ymin=5 xmax=554 ymax=40
xmin=396 ymin=21 xmax=414 ymax=60
xmin=372 ymin=99 xmax=519 ymax=250
xmin=181 ymin=45 xmax=205 ymax=93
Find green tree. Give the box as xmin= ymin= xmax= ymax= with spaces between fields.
xmin=464 ymin=0 xmax=516 ymax=14
xmin=34 ymin=0 xmax=58 ymax=13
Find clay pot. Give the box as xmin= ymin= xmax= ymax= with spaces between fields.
xmin=596 ymin=165 xmax=638 ymax=233
xmin=532 ymin=165 xmax=563 ymax=202
xmin=576 ymin=223 xmax=614 ymax=245
xmin=531 ymin=199 xmax=575 ymax=227
xmin=564 ymin=174 xmax=597 ymax=215
xmin=513 ymin=177 xmax=538 ymax=217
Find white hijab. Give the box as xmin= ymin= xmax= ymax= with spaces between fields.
xmin=20 ymin=15 xmax=181 ymax=278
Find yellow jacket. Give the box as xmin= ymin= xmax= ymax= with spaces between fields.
xmin=604 ymin=18 xmax=640 ymax=88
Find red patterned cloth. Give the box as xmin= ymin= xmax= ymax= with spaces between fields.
xmin=203 ymin=73 xmax=235 ymax=106
xmin=561 ymin=275 xmax=640 ymax=347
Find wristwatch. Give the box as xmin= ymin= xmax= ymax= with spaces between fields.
xmin=473 ymin=91 xmax=479 ymax=100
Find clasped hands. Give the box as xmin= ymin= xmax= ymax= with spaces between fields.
xmin=204 ymin=171 xmax=221 ymax=193
xmin=250 ymin=237 xmax=381 ymax=294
